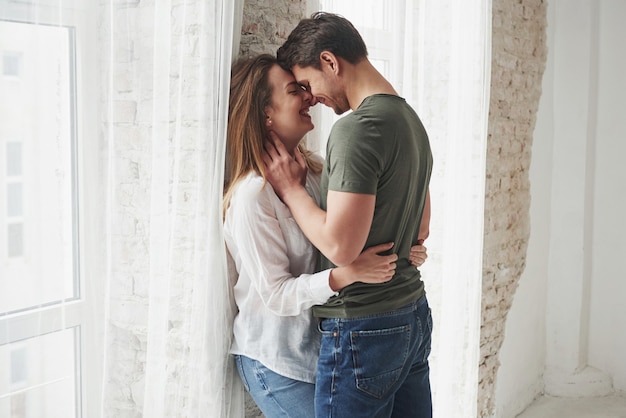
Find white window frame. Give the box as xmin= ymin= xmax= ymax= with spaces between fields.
xmin=0 ymin=2 xmax=101 ymax=417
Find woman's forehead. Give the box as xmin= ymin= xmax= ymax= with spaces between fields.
xmin=268 ymin=64 xmax=297 ymax=89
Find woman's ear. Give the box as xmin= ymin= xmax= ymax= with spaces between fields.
xmin=264 ymin=107 xmax=273 ymax=128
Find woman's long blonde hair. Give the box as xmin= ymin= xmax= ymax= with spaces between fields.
xmin=223 ymin=54 xmax=321 ymax=218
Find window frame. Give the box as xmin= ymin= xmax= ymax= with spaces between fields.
xmin=0 ymin=2 xmax=101 ymax=417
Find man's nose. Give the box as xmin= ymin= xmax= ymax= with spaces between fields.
xmin=307 ymin=93 xmax=318 ymax=106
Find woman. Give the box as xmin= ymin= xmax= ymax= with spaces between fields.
xmin=223 ymin=54 xmax=427 ymax=417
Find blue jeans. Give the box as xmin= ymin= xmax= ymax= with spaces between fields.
xmin=235 ymin=354 xmax=315 ymax=418
xmin=315 ymin=295 xmax=433 ymax=418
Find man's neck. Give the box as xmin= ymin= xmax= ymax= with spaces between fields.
xmin=345 ymin=59 xmax=398 ymax=110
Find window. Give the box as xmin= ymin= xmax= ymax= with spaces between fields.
xmin=0 ymin=2 xmax=100 ymax=417
xmin=1 ymin=330 xmax=79 ymax=418
xmin=0 ymin=20 xmax=78 ymax=313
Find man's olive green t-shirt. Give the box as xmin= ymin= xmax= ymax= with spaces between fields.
xmin=313 ymin=94 xmax=433 ymax=319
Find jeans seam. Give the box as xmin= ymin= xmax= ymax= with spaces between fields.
xmin=331 ymin=323 xmax=340 ymax=414
xmin=423 ymin=307 xmax=433 ymax=363
xmin=253 ymin=360 xmax=294 ymax=418
xmin=235 ymin=355 xmax=251 ymax=392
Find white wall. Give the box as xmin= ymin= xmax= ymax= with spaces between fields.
xmin=495 ymin=0 xmax=626 ymax=416
xmin=587 ymin=0 xmax=626 ymax=393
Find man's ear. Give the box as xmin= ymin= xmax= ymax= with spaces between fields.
xmin=320 ymin=51 xmax=339 ymax=75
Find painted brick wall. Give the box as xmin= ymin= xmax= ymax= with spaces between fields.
xmin=238 ymin=0 xmax=308 ymax=57
xmin=479 ymin=0 xmax=547 ymax=416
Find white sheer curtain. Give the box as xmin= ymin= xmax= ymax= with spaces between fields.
xmin=314 ymin=1 xmax=491 ymax=416
xmin=410 ymin=2 xmax=491 ymax=417
xmin=100 ymin=0 xmax=243 ymax=417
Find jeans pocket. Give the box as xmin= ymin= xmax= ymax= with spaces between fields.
xmin=350 ymin=324 xmax=411 ymax=399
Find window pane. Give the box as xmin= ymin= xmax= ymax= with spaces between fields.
xmin=2 ymin=52 xmax=21 ymax=77
xmin=0 ymin=21 xmax=78 ymax=313
xmin=0 ymin=328 xmax=79 ymax=418
xmin=6 ymin=142 xmax=22 ymax=176
xmin=7 ymin=183 xmax=23 ymax=217
xmin=7 ymin=223 xmax=24 ymax=258
xmin=10 ymin=348 xmax=27 ymax=383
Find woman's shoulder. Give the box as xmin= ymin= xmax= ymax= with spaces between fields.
xmin=233 ymin=172 xmax=263 ymax=191
xmin=229 ymin=173 xmax=274 ymax=211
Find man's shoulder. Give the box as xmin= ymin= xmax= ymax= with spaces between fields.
xmin=359 ymin=94 xmax=408 ymax=111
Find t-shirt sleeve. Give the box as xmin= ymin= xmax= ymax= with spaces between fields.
xmin=326 ymin=118 xmax=384 ymax=195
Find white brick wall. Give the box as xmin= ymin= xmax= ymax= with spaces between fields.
xmin=480 ymin=0 xmax=547 ymax=416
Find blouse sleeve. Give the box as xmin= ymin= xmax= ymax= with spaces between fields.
xmin=225 ymin=178 xmax=336 ymax=316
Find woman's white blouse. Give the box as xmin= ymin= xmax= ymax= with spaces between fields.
xmin=224 ymin=169 xmax=336 ymax=384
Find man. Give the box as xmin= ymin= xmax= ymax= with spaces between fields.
xmin=263 ymin=12 xmax=433 ymax=418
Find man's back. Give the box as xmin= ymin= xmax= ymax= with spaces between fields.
xmin=314 ymin=94 xmax=433 ymax=319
